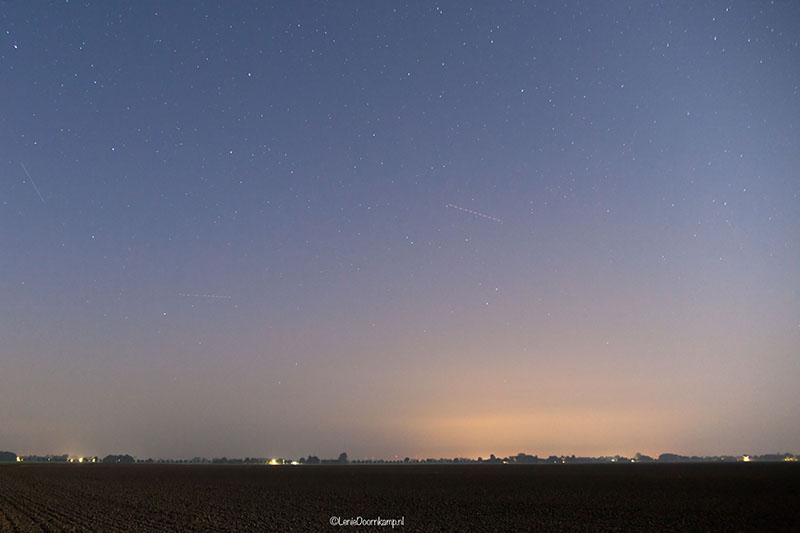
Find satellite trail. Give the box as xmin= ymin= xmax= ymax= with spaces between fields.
xmin=446 ymin=203 xmax=502 ymax=224
xmin=20 ymin=163 xmax=45 ymax=203
xmin=178 ymin=293 xmax=233 ymax=300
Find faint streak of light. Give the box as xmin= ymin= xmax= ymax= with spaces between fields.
xmin=446 ymin=203 xmax=502 ymax=224
xmin=178 ymin=293 xmax=233 ymax=299
xmin=20 ymin=163 xmax=45 ymax=203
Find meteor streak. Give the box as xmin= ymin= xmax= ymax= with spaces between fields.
xmin=446 ymin=203 xmax=502 ymax=224
xmin=21 ymin=163 xmax=45 ymax=203
xmin=178 ymin=293 xmax=233 ymax=299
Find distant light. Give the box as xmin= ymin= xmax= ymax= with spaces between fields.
xmin=78 ymin=457 xmax=84 ymax=463
xmin=16 ymin=456 xmax=21 ymax=462
xmin=742 ymin=455 xmax=751 ymax=462
xmin=269 ymin=459 xmax=279 ymax=465
xmin=290 ymin=461 xmax=299 ymax=465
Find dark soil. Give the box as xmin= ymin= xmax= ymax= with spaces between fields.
xmin=1 ymin=463 xmax=798 ymax=531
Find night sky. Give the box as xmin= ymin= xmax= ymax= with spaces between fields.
xmin=2 ymin=1 xmax=799 ymax=460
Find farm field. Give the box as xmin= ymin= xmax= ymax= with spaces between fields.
xmin=1 ymin=463 xmax=798 ymax=531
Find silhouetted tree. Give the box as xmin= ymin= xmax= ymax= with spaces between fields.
xmin=103 ymin=454 xmax=135 ymax=464
xmin=337 ymin=452 xmax=349 ymax=464
xmin=0 ymin=451 xmax=17 ymax=462
xmin=658 ymin=453 xmax=689 ymax=463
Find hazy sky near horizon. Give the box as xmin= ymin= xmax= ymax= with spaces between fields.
xmin=2 ymin=1 xmax=799 ymax=460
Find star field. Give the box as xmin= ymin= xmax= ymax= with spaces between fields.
xmin=1 ymin=1 xmax=799 ymax=459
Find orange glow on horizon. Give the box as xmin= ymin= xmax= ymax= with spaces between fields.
xmin=390 ymin=406 xmax=698 ymax=459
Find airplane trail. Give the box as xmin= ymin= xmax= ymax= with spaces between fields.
xmin=20 ymin=163 xmax=45 ymax=203
xmin=178 ymin=293 xmax=233 ymax=300
xmin=446 ymin=203 xmax=502 ymax=224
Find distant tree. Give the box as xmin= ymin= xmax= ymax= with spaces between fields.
xmin=306 ymin=455 xmax=320 ymax=464
xmin=657 ymin=453 xmax=688 ymax=463
xmin=103 ymin=454 xmax=135 ymax=464
xmin=337 ymin=452 xmax=349 ymax=464
xmin=515 ymin=453 xmax=533 ymax=464
xmin=758 ymin=453 xmax=794 ymax=462
xmin=0 ymin=451 xmax=17 ymax=462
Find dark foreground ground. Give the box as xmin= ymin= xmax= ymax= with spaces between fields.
xmin=1 ymin=463 xmax=799 ymax=532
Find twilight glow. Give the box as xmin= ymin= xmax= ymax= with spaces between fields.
xmin=1 ymin=1 xmax=798 ymax=460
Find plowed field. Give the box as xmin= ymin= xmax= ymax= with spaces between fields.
xmin=1 ymin=463 xmax=798 ymax=531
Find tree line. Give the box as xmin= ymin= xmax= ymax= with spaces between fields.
xmin=2 ymin=450 xmax=797 ymax=464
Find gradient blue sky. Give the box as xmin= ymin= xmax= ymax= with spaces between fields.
xmin=2 ymin=1 xmax=799 ymax=460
